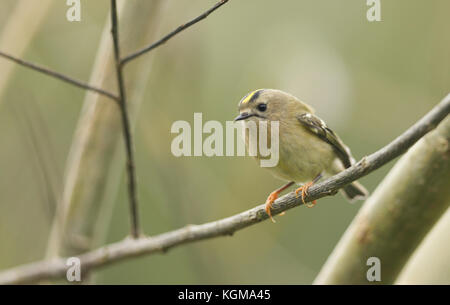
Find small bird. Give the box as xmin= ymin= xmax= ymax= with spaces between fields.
xmin=234 ymin=89 xmax=368 ymax=222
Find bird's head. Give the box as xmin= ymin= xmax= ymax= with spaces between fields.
xmin=235 ymin=89 xmax=312 ymax=123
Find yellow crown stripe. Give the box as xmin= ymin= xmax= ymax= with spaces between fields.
xmin=241 ymin=89 xmax=259 ymax=105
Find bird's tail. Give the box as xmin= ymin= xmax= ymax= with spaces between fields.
xmin=342 ymin=181 xmax=369 ymax=202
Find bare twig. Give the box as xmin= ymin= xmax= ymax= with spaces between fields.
xmin=110 ymin=0 xmax=140 ymax=238
xmin=45 ymin=1 xmax=165 ymax=260
xmin=0 ymin=51 xmax=119 ymax=101
xmin=121 ymin=0 xmax=229 ymax=65
xmin=0 ymin=0 xmax=230 ymax=243
xmin=1 ymin=94 xmax=448 ymax=284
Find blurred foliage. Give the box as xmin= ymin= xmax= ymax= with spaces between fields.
xmin=0 ymin=0 xmax=448 ymax=284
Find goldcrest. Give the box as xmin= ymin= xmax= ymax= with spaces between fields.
xmin=235 ymin=89 xmax=368 ymax=222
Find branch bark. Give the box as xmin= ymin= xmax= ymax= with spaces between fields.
xmin=314 ymin=101 xmax=450 ymax=284
xmin=1 ymin=94 xmax=448 ymax=284
xmin=110 ymin=0 xmax=140 ymax=238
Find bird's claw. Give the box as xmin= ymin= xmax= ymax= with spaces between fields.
xmin=295 ymin=181 xmax=317 ymax=208
xmin=265 ymin=191 xmax=279 ymax=223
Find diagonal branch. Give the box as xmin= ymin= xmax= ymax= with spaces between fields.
xmin=305 ymin=93 xmax=450 ymax=202
xmin=110 ymin=0 xmax=140 ymax=238
xmin=0 ymin=94 xmax=448 ymax=284
xmin=121 ymin=0 xmax=229 ymax=65
xmin=0 ymin=51 xmax=119 ymax=102
xmin=314 ymin=115 xmax=450 ymax=284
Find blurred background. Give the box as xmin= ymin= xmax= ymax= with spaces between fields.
xmin=0 ymin=0 xmax=449 ymax=284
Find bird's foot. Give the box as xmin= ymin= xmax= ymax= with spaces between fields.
xmin=265 ymin=191 xmax=280 ymax=223
xmin=264 ymin=181 xmax=295 ymax=223
xmin=295 ymin=181 xmax=317 ymax=208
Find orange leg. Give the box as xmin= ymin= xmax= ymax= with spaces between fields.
xmin=265 ymin=181 xmax=294 ymax=223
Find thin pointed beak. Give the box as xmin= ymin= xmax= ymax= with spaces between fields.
xmin=234 ymin=112 xmax=253 ymax=121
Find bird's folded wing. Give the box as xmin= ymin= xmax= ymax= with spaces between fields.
xmin=296 ymin=113 xmax=354 ymax=168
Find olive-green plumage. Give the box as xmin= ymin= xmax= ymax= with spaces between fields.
xmin=236 ymin=88 xmax=368 ymax=202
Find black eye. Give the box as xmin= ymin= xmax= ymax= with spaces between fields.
xmin=257 ymin=103 xmax=267 ymax=112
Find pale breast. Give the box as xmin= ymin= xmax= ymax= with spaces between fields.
xmin=264 ymin=120 xmax=336 ymax=183
xmin=241 ymin=117 xmax=336 ymax=183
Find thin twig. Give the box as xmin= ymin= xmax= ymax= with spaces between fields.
xmin=0 ymin=51 xmax=119 ymax=102
xmin=121 ymin=0 xmax=229 ymax=65
xmin=110 ymin=0 xmax=140 ymax=238
xmin=1 ymin=94 xmax=448 ymax=285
